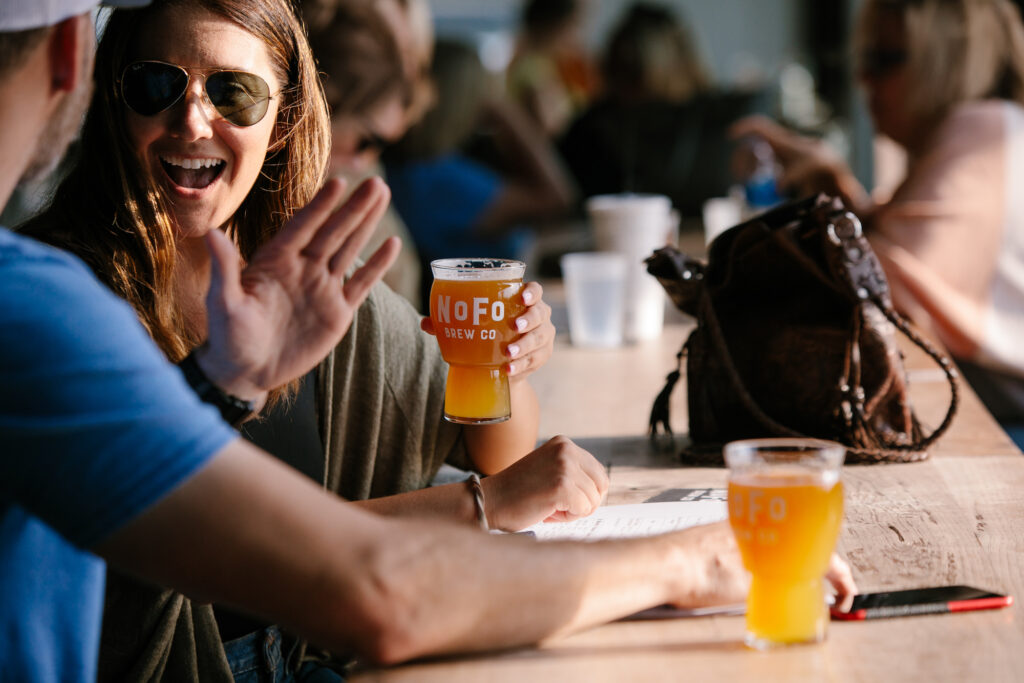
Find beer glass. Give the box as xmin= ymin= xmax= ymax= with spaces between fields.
xmin=725 ymin=438 xmax=845 ymax=650
xmin=429 ymin=258 xmax=526 ymax=424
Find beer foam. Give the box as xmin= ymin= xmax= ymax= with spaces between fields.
xmin=431 ymin=258 xmax=526 ymax=281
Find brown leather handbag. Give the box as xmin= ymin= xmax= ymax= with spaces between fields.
xmin=646 ymin=195 xmax=959 ymax=465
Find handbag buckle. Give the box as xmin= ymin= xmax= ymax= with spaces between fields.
xmin=826 ymin=212 xmax=863 ymax=246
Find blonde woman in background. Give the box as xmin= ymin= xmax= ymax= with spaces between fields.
xmin=732 ymin=0 xmax=1024 ymax=446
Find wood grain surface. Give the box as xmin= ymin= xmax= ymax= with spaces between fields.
xmin=354 ymin=284 xmax=1023 ymax=683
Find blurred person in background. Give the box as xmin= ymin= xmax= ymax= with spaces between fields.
xmin=303 ymin=0 xmax=422 ymax=303
xmin=385 ymin=38 xmax=577 ymax=312
xmin=558 ymin=2 xmax=769 ymax=220
xmin=374 ymin=0 xmax=436 ymax=127
xmin=506 ymin=0 xmax=599 ymax=139
xmin=731 ymin=0 xmax=1024 ymax=447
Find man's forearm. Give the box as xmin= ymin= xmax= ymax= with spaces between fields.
xmin=95 ymin=440 xmax=742 ymax=666
xmin=319 ymin=519 xmax=686 ymax=663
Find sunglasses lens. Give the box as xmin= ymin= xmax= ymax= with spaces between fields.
xmin=121 ymin=62 xmax=188 ymax=116
xmin=205 ymin=70 xmax=271 ymax=127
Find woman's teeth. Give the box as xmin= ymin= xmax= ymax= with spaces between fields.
xmin=162 ymin=156 xmax=224 ymax=170
xmin=160 ymin=156 xmax=226 ymax=189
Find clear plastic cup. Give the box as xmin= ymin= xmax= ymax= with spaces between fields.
xmin=560 ymin=252 xmax=627 ymax=348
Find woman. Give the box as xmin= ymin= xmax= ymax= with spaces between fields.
xmin=731 ymin=0 xmax=1024 ymax=446
xmin=22 ymin=0 xmax=594 ymax=679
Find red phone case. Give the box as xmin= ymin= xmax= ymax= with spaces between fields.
xmin=831 ymin=594 xmax=1013 ymax=621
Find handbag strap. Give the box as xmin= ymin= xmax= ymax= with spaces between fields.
xmin=694 ymin=282 xmax=960 ymax=464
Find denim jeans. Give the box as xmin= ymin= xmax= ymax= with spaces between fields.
xmin=223 ymin=626 xmax=345 ymax=683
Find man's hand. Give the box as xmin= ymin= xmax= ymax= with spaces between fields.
xmin=663 ymin=521 xmax=749 ymax=608
xmin=480 ymin=435 xmax=609 ymax=531
xmin=827 ymin=552 xmax=857 ymax=612
xmin=661 ymin=524 xmax=857 ymax=610
xmin=196 ymin=177 xmax=399 ymax=400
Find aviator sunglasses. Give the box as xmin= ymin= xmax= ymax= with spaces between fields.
xmin=119 ymin=60 xmax=273 ymax=127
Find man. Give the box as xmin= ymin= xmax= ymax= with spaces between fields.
xmin=0 ymin=2 xmax=849 ymax=681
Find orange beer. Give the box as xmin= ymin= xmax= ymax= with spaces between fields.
xmin=429 ymin=259 xmax=525 ymax=423
xmin=725 ymin=439 xmax=845 ymax=649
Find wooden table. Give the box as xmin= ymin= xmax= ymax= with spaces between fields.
xmin=356 ymin=288 xmax=1024 ymax=682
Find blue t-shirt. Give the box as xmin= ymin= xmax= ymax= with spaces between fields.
xmin=0 ymin=228 xmax=236 ymax=682
xmin=386 ymin=154 xmax=531 ymax=262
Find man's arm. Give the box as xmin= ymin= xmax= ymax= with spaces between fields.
xmin=94 ymin=438 xmax=747 ymax=665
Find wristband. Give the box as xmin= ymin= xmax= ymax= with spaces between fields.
xmin=466 ymin=473 xmax=490 ymax=531
xmin=178 ymin=350 xmax=257 ymax=427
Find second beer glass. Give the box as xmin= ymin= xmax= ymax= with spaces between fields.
xmin=429 ymin=258 xmax=526 ymax=424
xmin=725 ymin=438 xmax=845 ymax=650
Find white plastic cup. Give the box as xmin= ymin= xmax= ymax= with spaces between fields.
xmin=702 ymin=194 xmax=744 ymax=245
xmin=585 ymin=194 xmax=672 ymax=341
xmin=560 ymin=252 xmax=628 ymax=348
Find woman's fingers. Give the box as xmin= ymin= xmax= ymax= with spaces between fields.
xmin=341 ymin=236 xmax=401 ymax=308
xmin=521 ymin=281 xmax=543 ymax=306
xmin=273 ymin=177 xmax=348 ymax=251
xmin=295 ymin=177 xmax=385 ymax=265
xmin=328 ymin=179 xmax=392 ymax=276
xmin=507 ymin=321 xmax=553 ymax=377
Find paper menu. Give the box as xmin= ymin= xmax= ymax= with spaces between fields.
xmin=520 ymin=499 xmax=728 ymax=542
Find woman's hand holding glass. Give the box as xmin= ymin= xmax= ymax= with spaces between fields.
xmin=420 ymin=280 xmax=554 ymax=379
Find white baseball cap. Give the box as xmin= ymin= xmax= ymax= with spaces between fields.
xmin=0 ymin=0 xmax=150 ymax=32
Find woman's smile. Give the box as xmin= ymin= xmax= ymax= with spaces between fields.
xmin=160 ymin=155 xmax=227 ymax=191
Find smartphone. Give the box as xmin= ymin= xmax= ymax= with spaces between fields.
xmin=831 ymin=585 xmax=1013 ymax=621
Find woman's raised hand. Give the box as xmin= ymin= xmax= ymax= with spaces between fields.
xmin=197 ymin=177 xmax=399 ymax=400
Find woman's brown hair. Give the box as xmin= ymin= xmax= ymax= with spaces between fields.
xmin=22 ymin=0 xmax=330 ymax=378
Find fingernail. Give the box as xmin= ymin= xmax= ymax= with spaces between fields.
xmin=507 ymin=362 xmax=516 ymax=375
xmin=507 ymin=344 xmax=520 ymax=359
xmin=516 ymin=318 xmax=528 ymax=332
xmin=523 ymin=290 xmax=533 ymax=304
